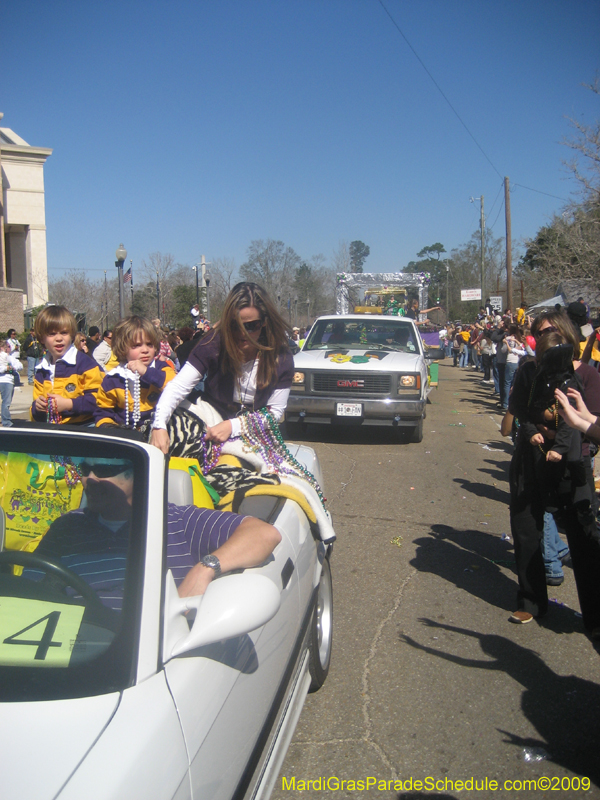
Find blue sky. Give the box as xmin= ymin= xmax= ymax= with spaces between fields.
xmin=3 ymin=0 xmax=599 ymax=282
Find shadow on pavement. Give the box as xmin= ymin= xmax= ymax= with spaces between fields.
xmin=453 ymin=476 xmax=510 ymax=504
xmin=401 ymin=620 xmax=600 ymax=788
xmin=410 ymin=524 xmax=517 ymax=613
xmin=411 ymin=524 xmax=584 ymax=635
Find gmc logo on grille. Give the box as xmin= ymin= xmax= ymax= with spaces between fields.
xmin=337 ymin=379 xmax=364 ymax=387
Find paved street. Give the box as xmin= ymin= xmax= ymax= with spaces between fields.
xmin=275 ymin=362 xmax=600 ymax=799
xmin=10 ymin=379 xmax=34 ymax=421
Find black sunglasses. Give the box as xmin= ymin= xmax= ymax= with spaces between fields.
xmin=534 ymin=325 xmax=557 ymax=339
xmin=240 ymin=319 xmax=263 ymax=333
xmin=79 ymin=462 xmax=132 ymax=478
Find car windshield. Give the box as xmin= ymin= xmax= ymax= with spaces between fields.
xmin=0 ymin=431 xmax=147 ymax=701
xmin=304 ymin=319 xmax=421 ymax=353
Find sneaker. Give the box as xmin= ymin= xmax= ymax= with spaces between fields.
xmin=546 ymin=575 xmax=564 ymax=586
xmin=509 ymin=610 xmax=534 ymax=624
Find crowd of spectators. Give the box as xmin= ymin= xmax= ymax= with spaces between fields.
xmin=452 ymin=298 xmax=600 ymax=643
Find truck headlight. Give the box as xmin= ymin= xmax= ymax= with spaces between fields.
xmin=293 ymin=372 xmax=305 ymax=385
xmin=397 ymin=375 xmax=420 ymax=393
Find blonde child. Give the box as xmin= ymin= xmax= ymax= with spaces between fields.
xmin=95 ymin=316 xmax=176 ymax=428
xmin=31 ymin=306 xmax=103 ymax=424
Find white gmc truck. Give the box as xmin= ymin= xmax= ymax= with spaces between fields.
xmin=286 ymin=314 xmax=444 ymax=442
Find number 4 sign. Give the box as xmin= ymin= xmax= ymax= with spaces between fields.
xmin=0 ymin=598 xmax=85 ymax=667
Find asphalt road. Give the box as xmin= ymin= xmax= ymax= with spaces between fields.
xmin=274 ymin=362 xmax=600 ymax=800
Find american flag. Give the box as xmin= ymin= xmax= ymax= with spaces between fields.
xmin=123 ymin=267 xmax=132 ymax=284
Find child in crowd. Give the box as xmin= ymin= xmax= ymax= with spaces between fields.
xmin=0 ymin=339 xmax=23 ymax=426
xmin=95 ymin=315 xmax=176 ymax=429
xmin=31 ymin=306 xmax=103 ymax=425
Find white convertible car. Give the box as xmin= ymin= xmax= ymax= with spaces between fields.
xmin=0 ymin=425 xmax=334 ymax=800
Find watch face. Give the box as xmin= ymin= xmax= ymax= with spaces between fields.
xmin=202 ymin=555 xmax=221 ymax=575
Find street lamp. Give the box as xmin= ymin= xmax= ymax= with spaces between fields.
xmin=205 ymin=274 xmax=211 ymax=321
xmin=115 ymin=243 xmax=127 ymax=321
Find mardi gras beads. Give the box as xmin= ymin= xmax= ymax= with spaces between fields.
xmin=47 ymin=396 xmax=61 ymax=424
xmin=51 ymin=455 xmax=81 ymax=504
xmin=200 ymin=431 xmax=223 ymax=473
xmin=237 ymin=409 xmax=326 ymax=506
xmin=124 ymin=370 xmax=141 ymax=428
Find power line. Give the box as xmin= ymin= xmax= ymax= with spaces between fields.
xmin=489 ymin=196 xmax=505 ymax=231
xmin=486 ymin=180 xmax=505 ymax=223
xmin=377 ymin=0 xmax=503 ymax=180
xmin=512 ymin=182 xmax=569 ymax=202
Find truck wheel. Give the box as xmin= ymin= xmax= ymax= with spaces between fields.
xmin=409 ymin=417 xmax=424 ymax=443
xmin=308 ymin=556 xmax=333 ymax=692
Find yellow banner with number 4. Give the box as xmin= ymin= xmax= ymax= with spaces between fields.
xmin=0 ymin=598 xmax=85 ymax=667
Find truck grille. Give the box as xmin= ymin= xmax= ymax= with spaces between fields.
xmin=311 ymin=371 xmax=392 ymax=395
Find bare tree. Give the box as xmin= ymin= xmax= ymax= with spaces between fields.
xmin=239 ymin=240 xmax=301 ymax=308
xmin=49 ymin=271 xmax=121 ymax=328
xmin=140 ymin=252 xmax=193 ymax=325
xmin=331 ymin=240 xmax=351 ymax=274
xmin=520 ymin=81 xmax=600 ymax=299
xmin=208 ymin=256 xmax=238 ymax=321
xmin=562 ymin=77 xmax=600 ymax=202
xmin=448 ymin=230 xmax=505 ymax=319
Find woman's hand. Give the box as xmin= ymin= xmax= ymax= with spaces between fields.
xmin=530 ymin=433 xmax=545 ymax=446
xmin=150 ymin=428 xmax=170 ymax=454
xmin=205 ymin=420 xmax=233 ymax=443
xmin=555 ymin=388 xmax=594 ymax=432
xmin=546 ymin=450 xmax=562 ymax=463
xmin=564 ymin=388 xmax=595 ymax=422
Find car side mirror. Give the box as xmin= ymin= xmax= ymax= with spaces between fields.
xmin=425 ymin=346 xmax=445 ymax=360
xmin=163 ymin=571 xmax=281 ymax=661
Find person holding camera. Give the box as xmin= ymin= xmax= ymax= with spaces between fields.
xmin=506 ymin=310 xmax=600 ymax=640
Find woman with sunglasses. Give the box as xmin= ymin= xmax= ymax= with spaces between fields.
xmin=150 ymin=282 xmax=294 ymax=453
xmin=506 ymin=310 xmax=600 ymax=638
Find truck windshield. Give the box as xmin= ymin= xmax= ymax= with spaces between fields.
xmin=0 ymin=431 xmax=147 ymax=701
xmin=304 ymin=319 xmax=420 ymax=354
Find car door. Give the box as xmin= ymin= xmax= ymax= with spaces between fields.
xmin=163 ymin=502 xmax=302 ymax=800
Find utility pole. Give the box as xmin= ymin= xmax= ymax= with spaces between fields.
xmin=445 ymin=261 xmax=449 ymax=320
xmin=505 ymin=177 xmax=513 ymax=312
xmin=479 ymin=196 xmax=485 ymax=304
xmin=130 ymin=259 xmax=134 ymax=309
xmin=470 ymin=196 xmax=485 ymax=304
xmin=199 ymin=254 xmax=211 ymax=316
xmin=156 ymin=271 xmax=160 ymax=321
xmin=103 ymin=271 xmax=108 ymax=328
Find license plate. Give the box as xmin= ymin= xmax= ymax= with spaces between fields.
xmin=336 ymin=403 xmax=362 ymax=417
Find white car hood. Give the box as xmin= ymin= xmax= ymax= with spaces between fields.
xmin=0 ymin=692 xmax=120 ymax=800
xmin=294 ymin=348 xmax=422 ymax=370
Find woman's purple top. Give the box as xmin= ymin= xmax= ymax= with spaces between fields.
xmin=187 ymin=331 xmax=294 ymax=416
